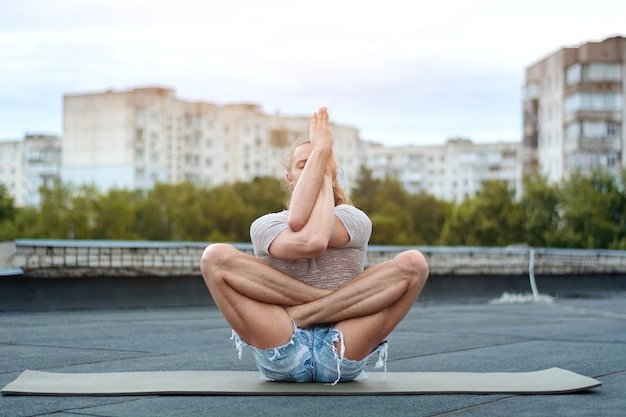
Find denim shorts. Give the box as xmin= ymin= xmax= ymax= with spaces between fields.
xmin=232 ymin=321 xmax=388 ymax=384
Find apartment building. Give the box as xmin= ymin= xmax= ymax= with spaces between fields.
xmin=368 ymin=138 xmax=521 ymax=201
xmin=62 ymin=87 xmax=364 ymax=193
xmin=523 ymin=35 xmax=625 ymax=182
xmin=3 ymin=87 xmax=522 ymax=206
xmin=0 ymin=134 xmax=61 ymax=206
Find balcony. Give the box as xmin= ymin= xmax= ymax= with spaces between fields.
xmin=565 ymin=135 xmax=621 ymax=153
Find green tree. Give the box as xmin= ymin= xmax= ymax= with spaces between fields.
xmin=0 ymin=184 xmax=17 ymax=240
xmin=166 ymin=182 xmax=205 ymax=241
xmin=554 ymin=169 xmax=624 ymax=248
xmin=13 ymin=206 xmax=41 ymax=239
xmin=134 ymin=184 xmax=175 ymax=240
xmin=440 ymin=180 xmax=524 ymax=246
xmin=439 ymin=198 xmax=479 ymax=246
xmin=368 ymin=176 xmax=415 ymax=245
xmin=233 ymin=176 xmax=287 ymax=220
xmin=520 ymin=172 xmax=560 ymax=247
xmin=66 ymin=184 xmax=100 ymax=239
xmin=25 ymin=182 xmax=101 ymax=239
xmin=35 ymin=181 xmax=73 ymax=238
xmin=134 ymin=182 xmax=212 ymax=241
xmin=93 ymin=189 xmax=143 ymax=239
xmin=351 ymin=165 xmax=381 ymax=213
xmin=612 ymin=168 xmax=626 ymax=249
xmin=407 ymin=192 xmax=452 ymax=245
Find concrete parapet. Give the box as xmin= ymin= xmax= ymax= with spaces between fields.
xmin=4 ymin=240 xmax=626 ymax=278
xmin=2 ymin=240 xmax=626 ymax=310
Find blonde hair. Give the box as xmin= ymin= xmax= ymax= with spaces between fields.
xmin=283 ymin=133 xmax=353 ymax=208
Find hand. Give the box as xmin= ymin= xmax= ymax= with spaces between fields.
xmin=309 ymin=107 xmax=333 ymax=151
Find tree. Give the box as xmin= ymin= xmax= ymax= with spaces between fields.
xmin=351 ymin=165 xmax=381 ymax=213
xmin=93 ymin=189 xmax=143 ymax=239
xmin=134 ymin=184 xmax=176 ymax=240
xmin=440 ymin=180 xmax=524 ymax=246
xmin=166 ymin=182 xmax=214 ymax=241
xmin=65 ymin=184 xmax=100 ymax=239
xmin=407 ymin=192 xmax=452 ymax=245
xmin=0 ymin=184 xmax=16 ymax=240
xmin=554 ymin=169 xmax=624 ymax=249
xmin=12 ymin=206 xmax=41 ymax=239
xmin=368 ymin=176 xmax=415 ymax=244
xmin=134 ymin=182 xmax=212 ymax=241
xmin=520 ymin=172 xmax=560 ymax=247
xmin=200 ymin=184 xmax=253 ymax=242
xmin=233 ymin=176 xmax=287 ymax=220
xmin=35 ymin=181 xmax=73 ymax=238
xmin=612 ymin=168 xmax=626 ymax=249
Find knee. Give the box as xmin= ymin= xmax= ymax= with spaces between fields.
xmin=200 ymin=243 xmax=238 ymax=279
xmin=393 ymin=250 xmax=429 ymax=284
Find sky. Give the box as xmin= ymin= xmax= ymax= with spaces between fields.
xmin=1 ymin=0 xmax=625 ymax=146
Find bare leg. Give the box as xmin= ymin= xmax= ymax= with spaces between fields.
xmin=200 ymin=243 xmax=331 ymax=349
xmin=202 ymin=244 xmax=429 ymax=360
xmin=286 ymin=250 xmax=429 ymax=360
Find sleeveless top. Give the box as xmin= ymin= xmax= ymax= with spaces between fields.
xmin=250 ymin=204 xmax=372 ymax=290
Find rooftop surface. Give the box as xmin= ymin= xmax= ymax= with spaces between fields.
xmin=1 ymin=293 xmax=625 ymax=417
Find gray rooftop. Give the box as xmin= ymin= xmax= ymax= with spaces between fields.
xmin=1 ymin=291 xmax=625 ymax=416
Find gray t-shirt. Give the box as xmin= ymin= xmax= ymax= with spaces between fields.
xmin=250 ymin=204 xmax=372 ymax=290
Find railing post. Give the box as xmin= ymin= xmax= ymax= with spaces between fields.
xmin=528 ymin=248 xmax=539 ymax=300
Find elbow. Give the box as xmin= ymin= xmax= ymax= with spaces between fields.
xmin=295 ymin=233 xmax=329 ymax=258
xmin=287 ymin=216 xmax=306 ymax=232
xmin=302 ymin=238 xmax=328 ymax=258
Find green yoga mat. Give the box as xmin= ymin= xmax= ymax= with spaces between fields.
xmin=1 ymin=368 xmax=601 ymax=396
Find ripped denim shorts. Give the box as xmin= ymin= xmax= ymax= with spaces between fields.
xmin=231 ymin=321 xmax=388 ymax=385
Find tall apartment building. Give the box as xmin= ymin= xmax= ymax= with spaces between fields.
xmin=523 ymin=35 xmax=625 ymax=182
xmin=0 ymin=134 xmax=61 ymax=206
xmin=4 ymin=87 xmax=525 ymax=206
xmin=368 ymin=138 xmax=521 ymax=201
xmin=62 ymin=87 xmax=364 ymax=193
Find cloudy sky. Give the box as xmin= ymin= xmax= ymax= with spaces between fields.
xmin=1 ymin=0 xmax=624 ymax=146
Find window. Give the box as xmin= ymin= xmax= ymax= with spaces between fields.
xmin=607 ymin=123 xmax=618 ymax=138
xmin=135 ymin=109 xmax=146 ymax=124
xmin=582 ymin=121 xmax=607 ymax=138
xmin=567 ymin=62 xmax=621 ymax=84
xmin=566 ymin=64 xmax=581 ymax=85
xmin=586 ymin=62 xmax=621 ymax=81
xmin=566 ymin=122 xmax=580 ymax=141
xmin=565 ymin=93 xmax=622 ymax=113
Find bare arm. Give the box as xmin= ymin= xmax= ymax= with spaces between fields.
xmin=287 ymin=145 xmax=332 ymax=232
xmin=269 ymin=107 xmax=348 ymax=260
xmin=270 ymin=174 xmax=337 ymax=260
xmin=287 ymin=107 xmax=333 ymax=231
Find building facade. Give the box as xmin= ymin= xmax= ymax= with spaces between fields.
xmin=62 ymin=87 xmax=364 ymax=193
xmin=0 ymin=134 xmax=61 ymax=207
xmin=3 ymin=87 xmax=523 ymax=206
xmin=523 ymin=35 xmax=626 ymax=182
xmin=368 ymin=138 xmax=521 ymax=201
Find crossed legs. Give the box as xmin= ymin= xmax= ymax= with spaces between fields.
xmin=200 ymin=243 xmax=429 ymax=361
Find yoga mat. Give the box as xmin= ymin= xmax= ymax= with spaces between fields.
xmin=1 ymin=368 xmax=601 ymax=396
